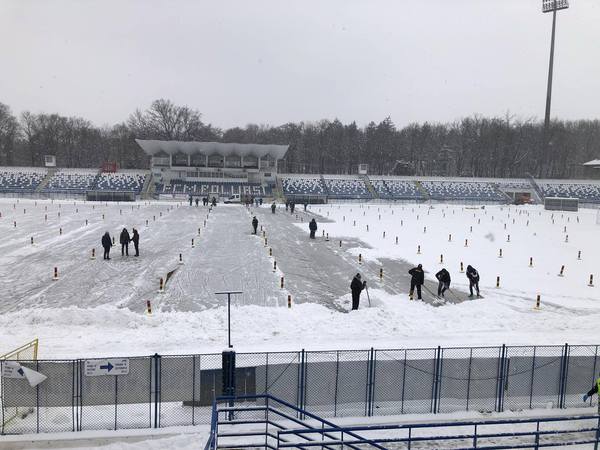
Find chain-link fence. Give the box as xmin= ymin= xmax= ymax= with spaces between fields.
xmin=1 ymin=344 xmax=598 ymax=435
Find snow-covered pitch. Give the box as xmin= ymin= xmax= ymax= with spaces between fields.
xmin=0 ymin=198 xmax=598 ymax=359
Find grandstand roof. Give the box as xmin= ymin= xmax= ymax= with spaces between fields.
xmin=135 ymin=140 xmax=288 ymax=159
xmin=583 ymin=159 xmax=600 ymax=167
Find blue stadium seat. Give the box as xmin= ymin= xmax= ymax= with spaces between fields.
xmin=0 ymin=167 xmax=47 ymax=192
xmin=94 ymin=171 xmax=148 ymax=193
xmin=323 ymin=177 xmax=371 ymax=199
xmin=421 ymin=181 xmax=505 ymax=201
xmin=281 ymin=177 xmax=326 ymax=196
xmin=45 ymin=169 xmax=99 ymax=193
xmin=539 ymin=182 xmax=600 ymax=203
xmin=371 ymin=179 xmax=424 ymax=199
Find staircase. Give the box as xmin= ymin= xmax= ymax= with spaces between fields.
xmin=492 ymin=183 xmax=514 ymax=204
xmin=526 ymin=173 xmax=544 ymax=203
xmin=140 ymin=172 xmax=154 ymax=200
xmin=319 ymin=174 xmax=330 ymax=196
xmin=414 ymin=180 xmax=430 ymax=201
xmin=35 ymin=168 xmax=56 ymax=193
xmin=361 ymin=174 xmax=379 ymax=199
xmin=206 ymin=394 xmax=381 ymax=450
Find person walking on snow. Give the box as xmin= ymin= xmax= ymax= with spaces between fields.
xmin=131 ymin=228 xmax=140 ymax=257
xmin=101 ymin=232 xmax=112 ymax=260
xmin=466 ymin=265 xmax=480 ymax=297
xmin=582 ymin=373 xmax=600 ymax=412
xmin=309 ymin=218 xmax=317 ymax=239
xmin=408 ymin=264 xmax=424 ymax=300
xmin=252 ymin=216 xmax=258 ymax=234
xmin=271 ymin=203 xmax=276 ymax=214
xmin=350 ymin=273 xmax=367 ymax=310
xmin=435 ymin=268 xmax=451 ymax=298
xmin=120 ymin=228 xmax=130 ymax=256
xmin=285 ymin=200 xmax=289 ymax=211
xmin=188 ymin=194 xmax=193 ymax=206
xmin=194 ymin=197 xmax=199 ymax=207
xmin=290 ymin=202 xmax=295 ymax=214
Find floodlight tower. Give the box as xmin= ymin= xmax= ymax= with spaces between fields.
xmin=542 ymin=0 xmax=569 ymax=135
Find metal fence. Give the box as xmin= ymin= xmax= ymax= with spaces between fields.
xmin=1 ymin=344 xmax=598 ymax=435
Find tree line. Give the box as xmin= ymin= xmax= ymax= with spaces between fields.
xmin=0 ymin=99 xmax=598 ymax=178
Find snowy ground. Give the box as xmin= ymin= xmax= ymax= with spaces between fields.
xmin=0 ymin=198 xmax=599 ymax=359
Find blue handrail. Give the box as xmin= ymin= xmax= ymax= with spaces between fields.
xmin=205 ymin=392 xmax=600 ymax=450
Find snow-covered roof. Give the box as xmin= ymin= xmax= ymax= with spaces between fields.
xmin=136 ymin=139 xmax=289 ymax=159
xmin=582 ymin=159 xmax=600 ymax=166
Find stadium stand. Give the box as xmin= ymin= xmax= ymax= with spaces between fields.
xmin=495 ymin=180 xmax=533 ymax=190
xmin=370 ymin=178 xmax=424 ymax=200
xmin=323 ymin=176 xmax=372 ymax=199
xmin=45 ymin=168 xmax=99 ymax=193
xmin=0 ymin=167 xmax=47 ymax=193
xmin=95 ymin=171 xmax=148 ymax=193
xmin=157 ymin=180 xmax=270 ymax=196
xmin=421 ymin=180 xmax=506 ymax=201
xmin=538 ymin=181 xmax=600 ymax=203
xmin=281 ymin=176 xmax=326 ymax=196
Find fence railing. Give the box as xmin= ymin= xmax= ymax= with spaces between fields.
xmin=1 ymin=344 xmax=599 ymax=435
xmin=208 ymin=394 xmax=600 ymax=450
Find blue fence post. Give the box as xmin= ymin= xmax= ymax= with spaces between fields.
xmin=153 ymin=353 xmax=161 ymax=428
xmin=297 ymin=349 xmax=305 ymax=419
xmin=495 ymin=345 xmax=506 ymax=412
xmin=529 ymin=346 xmax=537 ymax=409
xmin=366 ymin=347 xmax=375 ymax=417
xmin=558 ymin=343 xmax=570 ymax=409
xmin=432 ymin=346 xmax=442 ymax=414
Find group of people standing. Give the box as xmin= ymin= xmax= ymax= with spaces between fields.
xmin=101 ymin=228 xmax=140 ymax=260
xmin=188 ymin=195 xmax=216 ymax=207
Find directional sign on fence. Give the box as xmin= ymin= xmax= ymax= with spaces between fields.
xmin=1 ymin=361 xmax=27 ymax=379
xmin=84 ymin=359 xmax=129 ymax=377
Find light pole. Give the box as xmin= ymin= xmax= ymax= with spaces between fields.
xmin=215 ymin=291 xmax=243 ymax=348
xmin=542 ymin=0 xmax=569 ymax=137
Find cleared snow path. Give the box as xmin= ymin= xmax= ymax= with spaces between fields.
xmin=255 ymin=205 xmax=469 ymax=310
xmin=160 ymin=205 xmax=283 ymax=311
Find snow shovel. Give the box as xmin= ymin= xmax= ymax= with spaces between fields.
xmin=365 ymin=284 xmax=371 ymax=307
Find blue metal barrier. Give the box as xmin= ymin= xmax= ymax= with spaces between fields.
xmin=205 ymin=393 xmax=600 ymax=449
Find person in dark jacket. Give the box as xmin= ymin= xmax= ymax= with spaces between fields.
xmin=408 ymin=264 xmax=425 ymax=300
xmin=211 ymin=197 xmax=217 ymax=207
xmin=131 ymin=228 xmax=140 ymax=257
xmin=350 ymin=273 xmax=367 ymax=310
xmin=194 ymin=197 xmax=199 ymax=207
xmin=271 ymin=203 xmax=276 ymax=214
xmin=290 ymin=202 xmax=295 ymax=214
xmin=252 ymin=216 xmax=258 ymax=234
xmin=120 ymin=228 xmax=130 ymax=256
xmin=285 ymin=200 xmax=289 ymax=211
xmin=309 ymin=218 xmax=317 ymax=239
xmin=188 ymin=194 xmax=193 ymax=206
xmin=435 ymin=268 xmax=451 ymax=298
xmin=259 ymin=198 xmax=263 ymax=206
xmin=101 ymin=232 xmax=112 ymax=260
xmin=466 ymin=265 xmax=480 ymax=297
xmin=582 ymin=373 xmax=600 ymax=413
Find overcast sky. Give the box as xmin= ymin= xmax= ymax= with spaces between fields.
xmin=1 ymin=0 xmax=599 ymax=129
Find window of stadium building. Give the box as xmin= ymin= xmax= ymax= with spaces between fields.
xmin=190 ymin=153 xmax=206 ymax=167
xmin=172 ymin=152 xmax=188 ymax=166
xmin=208 ymin=155 xmax=223 ymax=167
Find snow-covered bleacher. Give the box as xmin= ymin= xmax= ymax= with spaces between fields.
xmin=0 ymin=167 xmax=47 ymax=192
xmin=495 ymin=180 xmax=533 ymax=191
xmin=422 ymin=180 xmax=505 ymax=201
xmin=539 ymin=181 xmax=600 ymax=203
xmin=95 ymin=171 xmax=148 ymax=193
xmin=323 ymin=176 xmax=371 ymax=199
xmin=370 ymin=178 xmax=423 ymax=199
xmin=45 ymin=168 xmax=99 ymax=193
xmin=281 ymin=176 xmax=326 ymax=196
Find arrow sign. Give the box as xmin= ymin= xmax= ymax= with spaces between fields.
xmin=1 ymin=362 xmax=47 ymax=387
xmin=99 ymin=362 xmax=114 ymax=372
xmin=84 ymin=359 xmax=129 ymax=377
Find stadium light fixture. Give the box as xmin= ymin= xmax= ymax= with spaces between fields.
xmin=542 ymin=0 xmax=569 ymax=136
